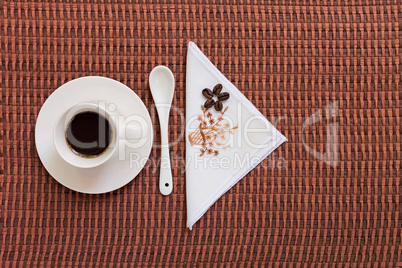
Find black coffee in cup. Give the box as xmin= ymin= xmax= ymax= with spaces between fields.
xmin=65 ymin=111 xmax=112 ymax=157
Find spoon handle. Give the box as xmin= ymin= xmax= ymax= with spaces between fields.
xmin=158 ymin=108 xmax=173 ymax=195
xmin=159 ymin=145 xmax=173 ymax=195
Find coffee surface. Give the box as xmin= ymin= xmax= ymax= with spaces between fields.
xmin=65 ymin=111 xmax=111 ymax=157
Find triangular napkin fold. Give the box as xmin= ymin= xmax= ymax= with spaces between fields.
xmin=186 ymin=42 xmax=287 ymax=230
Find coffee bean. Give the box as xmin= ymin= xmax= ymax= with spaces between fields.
xmin=204 ymin=99 xmax=215 ymax=109
xmin=218 ymin=92 xmax=230 ymax=101
xmin=202 ymin=88 xmax=213 ymax=99
xmin=213 ymin=84 xmax=223 ymax=95
xmin=214 ymin=101 xmax=223 ymax=111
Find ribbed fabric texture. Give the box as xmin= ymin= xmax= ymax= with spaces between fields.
xmin=1 ymin=1 xmax=400 ymax=266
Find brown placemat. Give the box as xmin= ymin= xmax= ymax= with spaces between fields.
xmin=1 ymin=0 xmax=401 ymax=266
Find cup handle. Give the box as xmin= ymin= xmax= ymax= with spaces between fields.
xmin=119 ymin=123 xmax=147 ymax=142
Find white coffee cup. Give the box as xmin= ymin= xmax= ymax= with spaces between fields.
xmin=54 ymin=102 xmax=147 ymax=168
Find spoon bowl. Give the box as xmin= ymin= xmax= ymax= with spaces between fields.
xmin=149 ymin=66 xmax=175 ymax=105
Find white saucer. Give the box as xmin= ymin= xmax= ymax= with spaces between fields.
xmin=35 ymin=76 xmax=153 ymax=194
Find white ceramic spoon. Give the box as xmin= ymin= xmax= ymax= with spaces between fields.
xmin=149 ymin=66 xmax=175 ymax=196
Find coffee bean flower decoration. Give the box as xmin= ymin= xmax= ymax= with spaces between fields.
xmin=189 ymin=83 xmax=237 ymax=157
xmin=202 ymin=83 xmax=230 ymax=111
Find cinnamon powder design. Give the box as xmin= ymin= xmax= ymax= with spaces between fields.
xmin=188 ymin=105 xmax=238 ymax=156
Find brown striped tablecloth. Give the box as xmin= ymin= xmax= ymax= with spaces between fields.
xmin=1 ymin=1 xmax=401 ymax=266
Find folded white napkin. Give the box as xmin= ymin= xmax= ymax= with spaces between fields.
xmin=186 ymin=42 xmax=287 ymax=230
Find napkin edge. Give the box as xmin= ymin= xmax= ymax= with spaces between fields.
xmin=187 ymin=134 xmax=287 ymax=230
xmin=188 ymin=41 xmax=263 ymax=116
